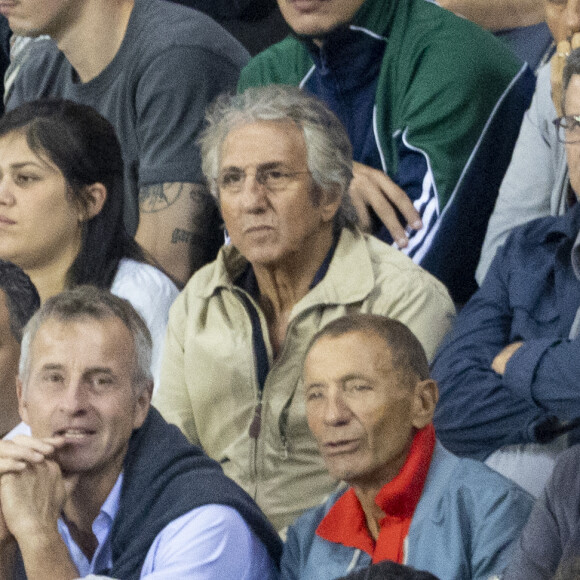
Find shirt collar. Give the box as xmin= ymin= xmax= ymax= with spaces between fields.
xmin=535 ymin=201 xmax=580 ymax=281
xmin=236 ymin=233 xmax=339 ymax=300
xmin=315 ymin=425 xmax=436 ymax=558
xmin=57 ymin=472 xmax=124 ymax=575
xmin=539 ymin=199 xmax=580 ymax=243
xmin=98 ymin=471 xmax=124 ymax=527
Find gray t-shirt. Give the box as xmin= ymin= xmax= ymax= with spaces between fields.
xmin=7 ymin=0 xmax=250 ymax=234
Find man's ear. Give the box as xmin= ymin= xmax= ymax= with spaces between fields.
xmin=78 ymin=183 xmax=107 ymax=221
xmin=410 ymin=379 xmax=438 ymax=430
xmin=317 ymin=185 xmax=342 ymax=223
xmin=132 ymin=381 xmax=153 ymax=430
xmin=16 ymin=377 xmax=28 ymax=424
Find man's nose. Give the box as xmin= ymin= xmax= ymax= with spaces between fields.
xmin=323 ymin=391 xmax=352 ymax=426
xmin=59 ymin=382 xmax=90 ymax=413
xmin=240 ymin=171 xmax=268 ymax=210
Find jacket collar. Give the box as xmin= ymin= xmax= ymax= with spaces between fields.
xmin=538 ymin=199 xmax=580 ymax=244
xmin=197 ymin=228 xmax=376 ymax=309
xmin=536 ymin=201 xmax=580 ymax=281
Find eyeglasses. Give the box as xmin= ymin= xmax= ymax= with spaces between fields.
xmin=553 ymin=115 xmax=580 ymax=143
xmin=216 ymin=167 xmax=310 ymax=194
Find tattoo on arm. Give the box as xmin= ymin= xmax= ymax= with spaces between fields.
xmin=139 ymin=183 xmax=186 ymax=213
xmin=171 ymin=228 xmax=196 ymax=245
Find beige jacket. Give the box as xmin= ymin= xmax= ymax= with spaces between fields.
xmin=154 ymin=229 xmax=455 ymax=531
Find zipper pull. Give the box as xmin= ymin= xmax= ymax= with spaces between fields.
xmin=249 ymin=402 xmax=262 ymax=439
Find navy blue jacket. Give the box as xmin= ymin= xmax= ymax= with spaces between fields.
xmin=432 ymin=202 xmax=580 ymax=459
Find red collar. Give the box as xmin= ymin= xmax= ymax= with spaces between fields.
xmin=316 ymin=424 xmax=436 ymax=563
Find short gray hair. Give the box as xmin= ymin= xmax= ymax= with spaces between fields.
xmin=19 ymin=286 xmax=152 ymax=393
xmin=199 ymin=85 xmax=359 ymax=232
xmin=305 ymin=314 xmax=430 ymax=387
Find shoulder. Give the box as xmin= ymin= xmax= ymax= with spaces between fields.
xmin=6 ymin=37 xmax=67 ymax=106
xmin=503 ymin=210 xmax=575 ymax=256
xmin=425 ymin=443 xmax=534 ymax=515
xmin=364 ymin=234 xmax=452 ymax=302
xmin=143 ymin=504 xmax=276 ymax=578
xmin=111 ymin=259 xmax=179 ymax=335
xmin=285 ymin=489 xmax=347 ymax=556
xmin=112 ymin=259 xmax=179 ymax=303
xmin=400 ymin=0 xmax=520 ymax=75
xmin=129 ymin=0 xmax=249 ymax=68
xmin=239 ymin=36 xmax=313 ymax=89
xmin=180 ymin=245 xmax=246 ymax=300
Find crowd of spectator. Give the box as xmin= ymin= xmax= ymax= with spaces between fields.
xmin=0 ymin=0 xmax=579 ymax=578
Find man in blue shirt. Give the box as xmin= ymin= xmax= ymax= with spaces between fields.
xmin=0 ymin=286 xmax=280 ymax=579
xmin=432 ymin=47 xmax=580 ymax=497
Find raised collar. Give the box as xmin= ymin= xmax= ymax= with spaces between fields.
xmin=198 ymin=228 xmax=376 ymax=309
xmin=537 ymin=199 xmax=580 ymax=244
xmin=534 ymin=202 xmax=580 ymax=281
xmin=304 ymin=26 xmax=386 ymax=95
xmin=235 ymin=232 xmax=340 ymax=301
xmin=315 ymin=425 xmax=435 ymax=561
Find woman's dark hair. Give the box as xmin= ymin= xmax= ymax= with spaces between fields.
xmin=0 ymin=98 xmax=145 ymax=288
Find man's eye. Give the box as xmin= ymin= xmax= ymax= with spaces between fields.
xmin=221 ymin=172 xmax=243 ymax=186
xmin=264 ymin=170 xmax=285 ymax=180
xmin=347 ymin=383 xmax=372 ymax=393
xmin=306 ymin=389 xmax=324 ymax=401
xmin=44 ymin=373 xmax=64 ymax=383
xmin=93 ymin=376 xmax=114 ymax=388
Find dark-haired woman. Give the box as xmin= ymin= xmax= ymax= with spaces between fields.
xmin=0 ymin=99 xmax=178 ymax=390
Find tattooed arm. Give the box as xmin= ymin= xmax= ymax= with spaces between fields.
xmin=135 ymin=182 xmax=223 ymax=286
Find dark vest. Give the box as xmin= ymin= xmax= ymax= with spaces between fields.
xmin=100 ymin=407 xmax=282 ymax=578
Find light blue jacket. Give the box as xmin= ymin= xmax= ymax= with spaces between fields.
xmin=281 ymin=442 xmax=533 ymax=580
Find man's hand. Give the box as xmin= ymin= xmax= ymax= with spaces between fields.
xmin=0 ymin=435 xmax=78 ymax=580
xmin=551 ymin=34 xmax=580 ymax=117
xmin=136 ymin=182 xmax=222 ymax=286
xmin=0 ymin=436 xmax=63 ymax=543
xmin=0 ymin=436 xmax=79 ymax=580
xmin=491 ymin=341 xmax=524 ymax=375
xmin=349 ymin=161 xmax=422 ymax=248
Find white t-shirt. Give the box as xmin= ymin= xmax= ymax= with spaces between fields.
xmin=111 ymin=259 xmax=179 ymax=391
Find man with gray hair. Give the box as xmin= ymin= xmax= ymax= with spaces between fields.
xmin=0 ymin=259 xmax=39 ymax=437
xmin=154 ymin=84 xmax=455 ymax=531
xmin=0 ymin=286 xmax=281 ymax=579
xmin=238 ymin=0 xmax=536 ymax=304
